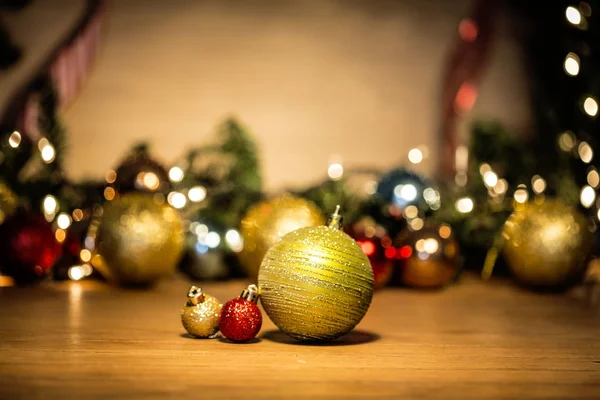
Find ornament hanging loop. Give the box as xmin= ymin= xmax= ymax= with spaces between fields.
xmin=241 ymin=284 xmax=260 ymax=303
xmin=187 ymin=285 xmax=205 ymax=305
xmin=326 ymin=205 xmax=343 ymax=230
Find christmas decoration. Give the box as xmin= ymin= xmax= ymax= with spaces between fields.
xmin=0 ymin=211 xmax=62 ymax=284
xmin=112 ymin=144 xmax=170 ymax=195
xmin=498 ymin=199 xmax=593 ymax=288
xmin=239 ymin=194 xmax=324 ymax=278
xmin=345 ymin=217 xmax=393 ymax=290
xmin=395 ymin=222 xmax=461 ymax=289
xmin=0 ymin=180 xmax=17 ymax=224
xmin=376 ymin=168 xmax=438 ymax=214
xmin=180 ymin=286 xmax=222 ymax=338
xmin=219 ymin=284 xmax=262 ymax=342
xmin=95 ymin=193 xmax=184 ymax=285
xmin=258 ymin=206 xmax=374 ymax=341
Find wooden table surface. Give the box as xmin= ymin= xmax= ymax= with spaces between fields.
xmin=0 ymin=275 xmax=599 ymax=400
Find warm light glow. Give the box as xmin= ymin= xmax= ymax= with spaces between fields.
xmin=415 ymin=239 xmax=425 ymax=253
xmin=327 ymin=163 xmax=344 ymax=180
xmin=225 ymin=229 xmax=243 ymax=252
xmin=558 ymin=131 xmax=576 ymax=151
xmin=8 ymin=131 xmax=21 ymax=148
xmin=587 ymin=169 xmax=600 ymax=187
xmin=564 ymin=53 xmax=580 ymax=76
xmin=169 ymin=166 xmax=184 ymax=182
xmin=597 ymin=208 xmax=600 ymax=221
xmin=458 ymin=18 xmax=478 ymax=42
xmin=479 ymin=163 xmax=491 ymax=175
xmin=579 ymin=141 xmax=593 ymax=163
xmin=72 ymin=209 xmax=84 ymax=222
xmin=206 ymin=231 xmax=221 ymax=249
xmin=454 ymin=82 xmax=477 ymax=114
xmin=583 ymin=97 xmax=598 ymax=117
xmin=439 ymin=224 xmax=452 ymax=239
xmin=40 ymin=143 xmax=56 ymax=163
xmin=410 ymin=218 xmax=424 ymax=231
xmin=104 ymin=187 xmax=115 ymax=201
xmin=68 ymin=266 xmax=85 ymax=281
xmin=105 ymin=170 xmax=117 ymax=183
xmin=494 ymin=179 xmax=508 ymax=195
xmin=483 ymin=171 xmax=498 ymax=188
xmin=580 ymin=185 xmax=596 ymax=208
xmin=423 ymin=238 xmax=439 ymax=254
xmin=168 ymin=191 xmax=186 ymax=209
xmin=566 ymin=6 xmax=582 ymax=25
xmin=456 ymin=197 xmax=474 ymax=213
xmin=394 ymin=184 xmax=418 ymax=203
xmin=531 ymin=175 xmax=547 ymax=194
xmin=404 ymin=205 xmax=418 ymax=219
xmin=81 ymin=263 xmax=93 ymax=276
xmin=360 ymin=241 xmax=376 ymax=257
xmin=43 ymin=195 xmax=58 ymax=215
xmin=195 ymin=223 xmax=209 ymax=236
xmin=188 ymin=186 xmax=207 ymax=202
xmin=455 ymin=172 xmax=468 ymax=187
xmin=57 ymin=213 xmax=72 ymax=229
xmin=365 ymin=180 xmax=377 ymax=195
xmin=143 ymin=172 xmax=160 ymax=190
xmin=55 ymin=229 xmax=66 ymax=243
xmin=514 ymin=186 xmax=529 ymax=203
xmin=408 ymin=148 xmax=423 ymax=164
xmin=80 ymin=249 xmax=92 ymax=263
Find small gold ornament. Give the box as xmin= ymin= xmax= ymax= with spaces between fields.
xmin=239 ymin=194 xmax=324 ymax=278
xmin=395 ymin=222 xmax=461 ymax=289
xmin=0 ymin=181 xmax=17 ymax=225
xmin=500 ymin=199 xmax=593 ymax=287
xmin=258 ymin=206 xmax=374 ymax=341
xmin=181 ymin=286 xmax=222 ymax=338
xmin=95 ymin=193 xmax=184 ymax=285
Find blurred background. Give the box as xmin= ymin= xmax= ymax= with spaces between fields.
xmin=1 ymin=0 xmax=599 ymax=293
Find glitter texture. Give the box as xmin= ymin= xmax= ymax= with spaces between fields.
xmin=258 ymin=225 xmax=374 ymax=341
xmin=239 ymin=194 xmax=325 ymax=278
xmin=502 ymin=199 xmax=593 ymax=287
xmin=181 ymin=293 xmax=222 ymax=338
xmin=219 ymin=298 xmax=262 ymax=342
xmin=96 ymin=194 xmax=184 ymax=285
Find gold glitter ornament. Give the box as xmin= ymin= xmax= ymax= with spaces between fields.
xmin=0 ymin=181 xmax=17 ymax=225
xmin=239 ymin=194 xmax=325 ymax=278
xmin=181 ymin=286 xmax=222 ymax=338
xmin=96 ymin=193 xmax=184 ymax=285
xmin=258 ymin=206 xmax=374 ymax=341
xmin=501 ymin=199 xmax=593 ymax=287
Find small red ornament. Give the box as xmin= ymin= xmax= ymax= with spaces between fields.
xmin=219 ymin=284 xmax=262 ymax=342
xmin=0 ymin=211 xmax=62 ymax=284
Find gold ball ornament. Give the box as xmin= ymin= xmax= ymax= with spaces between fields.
xmin=502 ymin=199 xmax=593 ymax=287
xmin=258 ymin=207 xmax=374 ymax=341
xmin=239 ymin=194 xmax=325 ymax=278
xmin=395 ymin=222 xmax=461 ymax=289
xmin=181 ymin=286 xmax=222 ymax=338
xmin=0 ymin=181 xmax=17 ymax=225
xmin=96 ymin=193 xmax=184 ymax=285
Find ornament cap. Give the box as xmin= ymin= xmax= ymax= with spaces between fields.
xmin=326 ymin=205 xmax=344 ymax=230
xmin=187 ymin=285 xmax=205 ymax=305
xmin=240 ymin=284 xmax=260 ymax=303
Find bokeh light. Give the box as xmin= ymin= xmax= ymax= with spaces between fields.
xmin=583 ymin=96 xmax=598 ymax=117
xmin=455 ymin=197 xmax=474 ymax=213
xmin=188 ymin=186 xmax=207 ymax=202
xmin=168 ymin=166 xmax=184 ymax=182
xmin=566 ymin=6 xmax=582 ymax=25
xmin=580 ymin=185 xmax=595 ymax=208
xmin=564 ymin=53 xmax=580 ymax=76
xmin=8 ymin=131 xmax=21 ymax=148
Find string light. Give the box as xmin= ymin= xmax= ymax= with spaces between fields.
xmin=80 ymin=249 xmax=92 ymax=263
xmin=479 ymin=163 xmax=491 ymax=175
xmin=105 ymin=170 xmax=117 ymax=183
xmin=8 ymin=131 xmax=21 ymax=148
xmin=455 ymin=197 xmax=474 ymax=213
xmin=327 ymin=163 xmax=344 ymax=180
xmin=578 ymin=141 xmax=593 ymax=163
xmin=404 ymin=205 xmax=418 ymax=219
xmin=564 ymin=53 xmax=580 ymax=76
xmin=142 ymin=172 xmax=160 ymax=190
xmin=43 ymin=195 xmax=58 ymax=215
xmin=483 ymin=171 xmax=498 ymax=188
xmin=583 ymin=96 xmax=598 ymax=117
xmin=408 ymin=148 xmax=423 ymax=164
xmin=514 ymin=185 xmax=529 ymax=203
xmin=72 ymin=209 xmax=84 ymax=221
xmin=188 ymin=186 xmax=207 ymax=202
xmin=40 ymin=143 xmax=56 ymax=163
xmin=587 ymin=168 xmax=599 ymax=187
xmin=56 ymin=213 xmax=72 ymax=229
xmin=493 ymin=179 xmax=508 ymax=195
xmin=423 ymin=238 xmax=439 ymax=254
xmin=225 ymin=229 xmax=243 ymax=252
xmin=55 ymin=229 xmax=66 ymax=243
xmin=439 ymin=224 xmax=452 ymax=239
xmin=169 ymin=166 xmax=184 ymax=182
xmin=394 ymin=184 xmax=418 ymax=203
xmin=566 ymin=6 xmax=582 ymax=25
xmin=581 ymin=185 xmax=596 ymax=208
xmin=104 ymin=187 xmax=115 ymax=201
xmin=410 ymin=218 xmax=424 ymax=230
xmin=558 ymin=131 xmax=576 ymax=151
xmin=206 ymin=231 xmax=221 ymax=248
xmin=168 ymin=191 xmax=186 ymax=209
xmin=68 ymin=266 xmax=85 ymax=281
xmin=531 ymin=175 xmax=547 ymax=194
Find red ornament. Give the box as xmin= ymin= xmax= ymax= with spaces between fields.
xmin=0 ymin=211 xmax=62 ymax=284
xmin=219 ymin=285 xmax=262 ymax=342
xmin=345 ymin=218 xmax=394 ymax=290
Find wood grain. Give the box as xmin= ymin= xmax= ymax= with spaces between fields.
xmin=0 ymin=275 xmax=599 ymax=399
